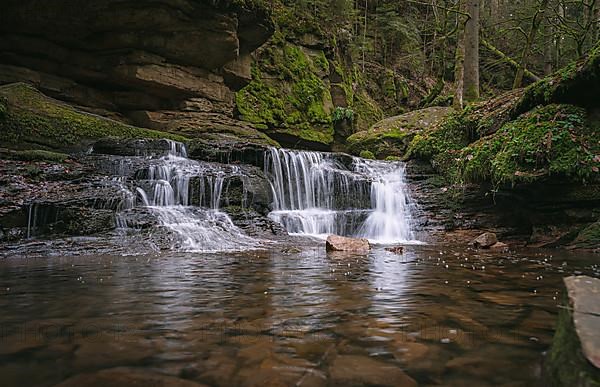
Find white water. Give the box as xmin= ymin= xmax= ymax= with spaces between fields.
xmin=265 ymin=148 xmax=417 ymax=244
xmin=116 ymin=140 xmax=258 ymax=252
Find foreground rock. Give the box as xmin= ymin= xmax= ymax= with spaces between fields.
xmin=469 ymin=232 xmax=498 ymax=249
xmin=326 ymin=235 xmax=371 ymax=253
xmin=547 ymin=276 xmax=600 ymax=386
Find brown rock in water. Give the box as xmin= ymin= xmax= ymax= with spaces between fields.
xmin=326 ymin=235 xmax=371 ymax=253
xmin=469 ymin=232 xmax=498 ymax=249
xmin=385 ymin=246 xmax=404 ymax=255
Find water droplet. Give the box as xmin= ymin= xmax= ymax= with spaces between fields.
xmin=441 ymin=338 xmax=450 ymax=344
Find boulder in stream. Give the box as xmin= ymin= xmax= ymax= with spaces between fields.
xmin=326 ymin=235 xmax=371 ymax=253
xmin=469 ymin=232 xmax=498 ymax=249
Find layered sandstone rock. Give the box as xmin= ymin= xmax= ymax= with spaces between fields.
xmin=0 ymin=0 xmax=275 ymax=145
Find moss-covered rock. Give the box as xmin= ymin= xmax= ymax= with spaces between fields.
xmin=407 ymin=104 xmax=600 ymax=187
xmin=0 ymin=83 xmax=187 ymax=152
xmin=5 ymin=149 xmax=70 ymax=162
xmin=514 ymin=41 xmax=600 ymax=116
xmin=359 ymin=150 xmax=375 ymax=159
xmin=459 ymin=104 xmax=599 ymax=186
xmin=347 ymin=106 xmax=451 ymax=159
xmin=235 ymin=41 xmax=334 ymax=148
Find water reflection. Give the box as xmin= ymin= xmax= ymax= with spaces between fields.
xmin=0 ymin=242 xmax=598 ymax=386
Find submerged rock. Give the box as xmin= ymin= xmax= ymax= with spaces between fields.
xmin=326 ymin=235 xmax=371 ymax=253
xmin=469 ymin=232 xmax=498 ymax=249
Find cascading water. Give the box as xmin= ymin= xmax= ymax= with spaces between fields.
xmin=354 ymin=160 xmax=415 ymax=243
xmin=264 ymin=148 xmax=417 ymax=243
xmin=115 ymin=140 xmax=258 ymax=252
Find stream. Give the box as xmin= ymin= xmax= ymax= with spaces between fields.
xmin=1 ymin=141 xmax=599 ymax=386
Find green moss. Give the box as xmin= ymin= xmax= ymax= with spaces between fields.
xmin=312 ymin=51 xmax=330 ymax=75
xmin=412 ymin=104 xmax=600 ymax=187
xmin=461 ymin=104 xmax=599 ymax=186
xmin=0 ymin=83 xmax=187 ymax=152
xmin=359 ymin=150 xmax=375 ymax=159
xmin=514 ymin=40 xmax=600 ymax=116
xmin=236 ymin=42 xmax=334 ymax=146
xmin=348 ymin=107 xmax=452 ymax=159
xmin=353 ymin=91 xmax=384 ymax=132
xmin=383 ymin=70 xmax=397 ymax=100
xmin=10 ymin=149 xmax=70 ymax=162
xmin=406 ymin=112 xmax=471 ymax=159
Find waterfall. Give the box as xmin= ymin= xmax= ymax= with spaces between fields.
xmin=354 ymin=160 xmax=415 ymax=243
xmin=116 ymin=140 xmax=257 ymax=252
xmin=264 ymin=148 xmax=416 ymax=243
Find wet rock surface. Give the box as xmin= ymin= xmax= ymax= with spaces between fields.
xmin=564 ymin=276 xmax=600 ymax=369
xmin=470 ymin=232 xmax=498 ymax=249
xmin=405 ymin=160 xmax=600 ymax=249
xmin=326 ymin=235 xmax=371 ymax=253
xmin=547 ymin=276 xmax=600 ymax=386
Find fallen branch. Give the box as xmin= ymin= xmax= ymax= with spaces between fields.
xmin=481 ymin=38 xmax=541 ymax=82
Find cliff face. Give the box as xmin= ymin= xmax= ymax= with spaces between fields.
xmin=0 ymin=0 xmax=275 ymax=144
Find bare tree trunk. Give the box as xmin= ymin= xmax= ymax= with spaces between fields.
xmin=453 ymin=0 xmax=466 ymax=110
xmin=555 ymin=2 xmax=564 ymax=69
xmin=490 ymin=0 xmax=498 ymax=21
xmin=464 ymin=0 xmax=480 ymax=101
xmin=513 ymin=0 xmax=549 ymax=88
xmin=362 ymin=0 xmax=367 ymax=73
xmin=544 ymin=14 xmax=553 ymax=75
xmin=595 ymin=2 xmax=600 ymax=42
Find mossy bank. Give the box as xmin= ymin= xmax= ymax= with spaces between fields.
xmin=0 ymin=83 xmax=188 ymax=154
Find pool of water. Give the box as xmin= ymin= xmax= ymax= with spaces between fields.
xmin=0 ymin=239 xmax=598 ymax=386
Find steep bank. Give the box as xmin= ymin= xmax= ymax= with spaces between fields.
xmin=0 ymin=1 xmax=437 ymax=152
xmin=0 ymin=0 xmax=277 ymax=147
xmin=233 ymin=2 xmax=437 ymax=150
xmin=357 ymin=43 xmax=600 ymax=249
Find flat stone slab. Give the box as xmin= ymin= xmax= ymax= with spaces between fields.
xmin=564 ymin=276 xmax=600 ymax=368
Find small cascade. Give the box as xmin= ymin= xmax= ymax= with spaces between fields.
xmin=264 ymin=148 xmax=417 ymax=243
xmin=115 ymin=140 xmax=258 ymax=252
xmin=355 ymin=161 xmax=415 ymax=243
